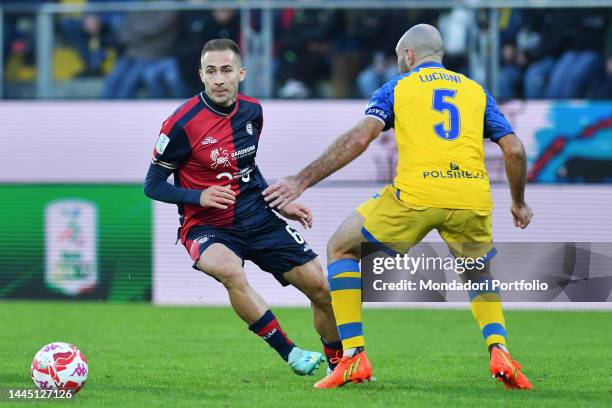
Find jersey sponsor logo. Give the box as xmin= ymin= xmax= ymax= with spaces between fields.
xmin=231 ymin=145 xmax=256 ymax=159
xmin=234 ymin=166 xmax=253 ymax=181
xmin=216 ymin=166 xmax=254 ymax=183
xmin=422 ymin=162 xmax=487 ymax=180
xmin=155 ymin=133 xmax=170 ymax=154
xmin=202 ymin=136 xmax=218 ymax=145
xmin=210 ymin=148 xmax=231 ymax=169
xmin=246 ymin=122 xmax=254 ymax=135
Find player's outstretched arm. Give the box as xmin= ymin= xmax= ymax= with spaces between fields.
xmin=497 ymin=133 xmax=533 ymax=229
xmin=263 ymin=116 xmax=384 ymax=209
xmin=144 ymin=163 xmax=235 ymax=209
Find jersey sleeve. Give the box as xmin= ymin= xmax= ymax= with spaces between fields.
xmin=364 ymin=78 xmax=397 ymax=131
xmin=483 ymin=89 xmax=514 ymax=142
xmin=257 ymin=104 xmax=264 ymax=138
xmin=151 ymin=119 xmax=192 ymax=170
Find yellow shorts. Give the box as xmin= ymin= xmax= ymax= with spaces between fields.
xmin=355 ymin=189 xmax=385 ymax=218
xmin=358 ymin=185 xmax=494 ymax=259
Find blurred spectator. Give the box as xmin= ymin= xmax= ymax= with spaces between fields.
xmin=518 ymin=9 xmax=565 ymax=99
xmin=438 ymin=7 xmax=474 ymax=75
xmin=177 ymin=6 xmax=240 ymax=96
xmin=58 ymin=0 xmax=122 ymax=77
xmin=356 ymin=9 xmax=438 ymax=97
xmin=102 ymin=9 xmax=188 ymax=98
xmin=595 ymin=22 xmax=612 ymax=99
xmin=3 ymin=0 xmax=45 ymax=84
xmin=545 ymin=9 xmax=608 ymax=99
xmin=357 ymin=52 xmax=397 ymax=98
xmin=330 ymin=10 xmax=387 ymax=98
xmin=275 ymin=9 xmax=337 ymax=98
xmin=497 ymin=9 xmax=524 ymax=100
xmin=3 ymin=2 xmax=610 ymax=101
xmin=492 ymin=8 xmax=606 ymax=100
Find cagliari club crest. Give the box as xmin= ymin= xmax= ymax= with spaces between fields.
xmin=210 ymin=148 xmax=231 ymax=169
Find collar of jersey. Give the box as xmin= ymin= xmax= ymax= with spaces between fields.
xmin=412 ymin=61 xmax=445 ymax=73
xmin=199 ymin=91 xmax=238 ymax=117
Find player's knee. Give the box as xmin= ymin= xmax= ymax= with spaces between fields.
xmin=199 ymin=260 xmax=246 ymax=289
xmin=217 ymin=267 xmax=248 ymax=290
xmin=327 ymin=232 xmax=350 ymax=261
xmin=309 ymin=278 xmax=333 ymax=308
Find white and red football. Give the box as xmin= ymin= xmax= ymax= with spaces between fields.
xmin=31 ymin=342 xmax=88 ymax=393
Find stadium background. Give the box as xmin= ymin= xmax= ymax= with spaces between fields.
xmin=0 ymin=1 xmax=611 ymax=406
xmin=1 ymin=0 xmax=610 ymax=306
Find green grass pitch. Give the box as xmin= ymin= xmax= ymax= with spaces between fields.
xmin=1 ymin=301 xmax=610 ymax=407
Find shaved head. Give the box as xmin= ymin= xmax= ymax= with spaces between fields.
xmin=395 ymin=24 xmax=444 ymax=73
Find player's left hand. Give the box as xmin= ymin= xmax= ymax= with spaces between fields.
xmin=263 ymin=176 xmax=304 ymax=210
xmin=278 ymin=202 xmax=313 ymax=229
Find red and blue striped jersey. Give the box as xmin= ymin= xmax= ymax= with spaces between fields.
xmin=152 ymin=92 xmax=275 ymax=243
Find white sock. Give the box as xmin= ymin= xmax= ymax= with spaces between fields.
xmin=343 ymin=347 xmax=357 ymax=357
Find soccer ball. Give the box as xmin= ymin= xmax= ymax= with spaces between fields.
xmin=31 ymin=342 xmax=88 ymax=393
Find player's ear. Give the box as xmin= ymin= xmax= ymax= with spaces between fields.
xmin=198 ymin=68 xmax=205 ymax=84
xmin=406 ymin=49 xmax=416 ymax=69
xmin=239 ymin=66 xmax=247 ymax=82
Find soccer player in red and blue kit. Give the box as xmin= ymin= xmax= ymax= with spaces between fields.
xmin=144 ymin=39 xmax=342 ymax=376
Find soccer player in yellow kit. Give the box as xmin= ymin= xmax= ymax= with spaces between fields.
xmin=264 ymin=24 xmax=533 ymax=390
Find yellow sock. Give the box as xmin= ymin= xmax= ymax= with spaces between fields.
xmin=327 ymin=259 xmax=364 ymax=349
xmin=469 ymin=278 xmax=507 ymax=348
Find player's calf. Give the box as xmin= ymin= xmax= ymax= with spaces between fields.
xmin=196 ymin=244 xmax=316 ymax=370
xmin=284 ymin=259 xmax=343 ymax=372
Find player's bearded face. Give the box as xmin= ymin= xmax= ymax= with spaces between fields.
xmin=199 ymin=50 xmax=246 ymax=107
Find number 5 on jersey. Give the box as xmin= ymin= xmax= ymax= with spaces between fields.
xmin=432 ymin=89 xmax=460 ymax=141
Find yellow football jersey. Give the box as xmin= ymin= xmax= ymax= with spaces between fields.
xmin=364 ymin=62 xmax=514 ymax=210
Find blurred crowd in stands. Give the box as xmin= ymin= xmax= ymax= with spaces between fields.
xmin=2 ymin=1 xmax=610 ymax=99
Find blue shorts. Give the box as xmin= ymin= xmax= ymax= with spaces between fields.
xmin=184 ymin=215 xmax=317 ymax=286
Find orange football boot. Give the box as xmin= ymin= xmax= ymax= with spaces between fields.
xmin=314 ymin=351 xmax=373 ymax=389
xmin=489 ymin=347 xmax=532 ymax=390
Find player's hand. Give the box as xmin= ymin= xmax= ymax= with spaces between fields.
xmin=200 ymin=185 xmax=235 ymax=209
xmin=263 ymin=176 xmax=304 ymax=210
xmin=511 ymin=202 xmax=533 ymax=229
xmin=278 ymin=202 xmax=313 ymax=229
